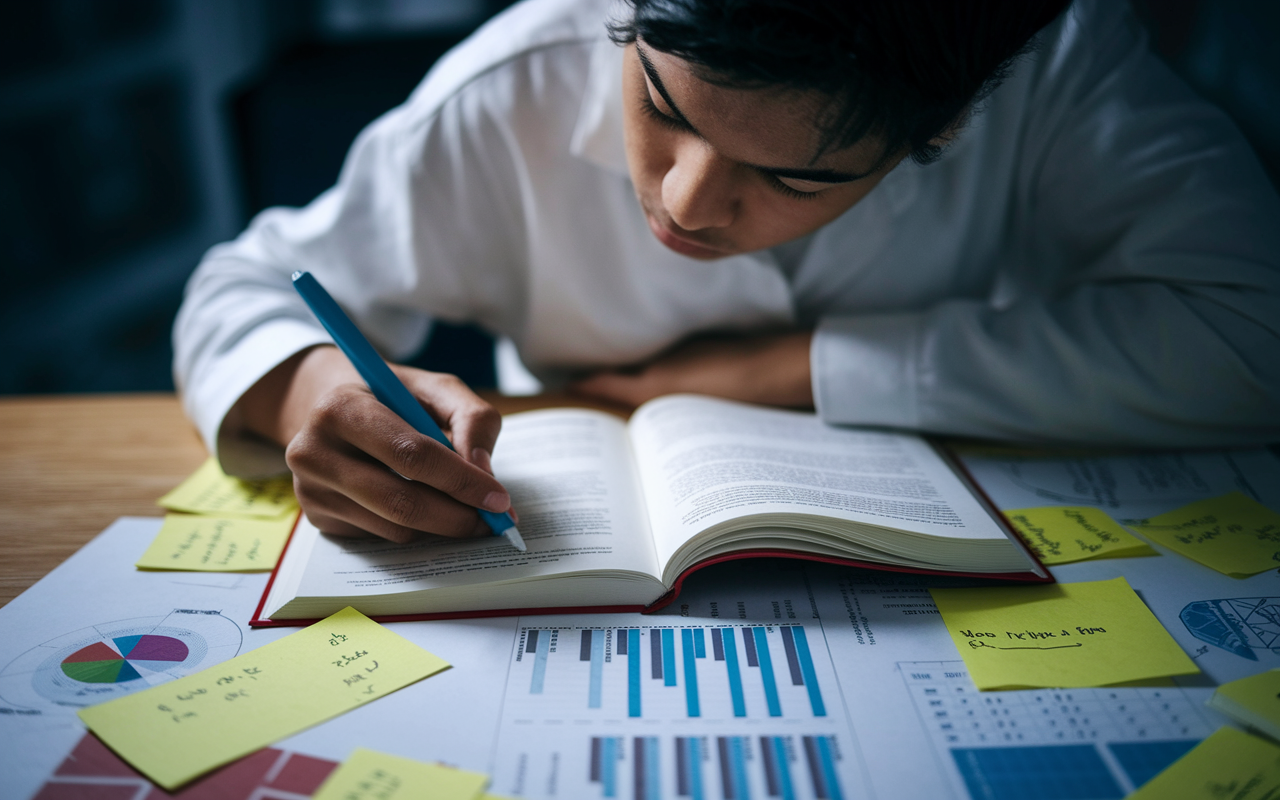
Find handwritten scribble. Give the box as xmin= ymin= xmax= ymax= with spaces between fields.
xmin=968 ymin=640 xmax=1084 ymax=652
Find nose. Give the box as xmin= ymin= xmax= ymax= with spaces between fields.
xmin=661 ymin=140 xmax=737 ymax=232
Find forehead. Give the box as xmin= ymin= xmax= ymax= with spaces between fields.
xmin=639 ymin=44 xmax=888 ymax=176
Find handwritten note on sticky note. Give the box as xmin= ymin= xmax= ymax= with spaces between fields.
xmin=136 ymin=514 xmax=295 ymax=572
xmin=1131 ymin=492 xmax=1280 ymax=578
xmin=1005 ymin=506 xmax=1157 ymax=565
xmin=1128 ymin=726 xmax=1280 ymax=800
xmin=158 ymin=457 xmax=298 ymax=520
xmin=312 ymin=748 xmax=489 ymax=800
xmin=78 ymin=607 xmax=449 ymax=790
xmin=1207 ymin=670 xmax=1280 ymax=742
xmin=930 ymin=577 xmax=1199 ymax=690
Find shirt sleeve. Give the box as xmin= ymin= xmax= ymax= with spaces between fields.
xmin=173 ymin=63 xmax=529 ymax=477
xmin=812 ymin=1 xmax=1280 ymax=446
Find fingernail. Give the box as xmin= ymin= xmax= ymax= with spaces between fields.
xmin=471 ymin=447 xmax=493 ymax=474
xmin=482 ymin=490 xmax=510 ymax=513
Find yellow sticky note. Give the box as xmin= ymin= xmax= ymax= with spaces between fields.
xmin=930 ymin=577 xmax=1199 ymax=690
xmin=78 ymin=607 xmax=449 ymax=790
xmin=136 ymin=514 xmax=295 ymax=572
xmin=1129 ymin=726 xmax=1280 ymax=800
xmin=158 ymin=457 xmax=298 ymax=520
xmin=1005 ymin=506 xmax=1157 ymax=565
xmin=1131 ymin=492 xmax=1280 ymax=578
xmin=312 ymin=748 xmax=489 ymax=800
xmin=1208 ymin=670 xmax=1280 ymax=742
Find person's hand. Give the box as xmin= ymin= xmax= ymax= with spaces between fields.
xmin=569 ymin=330 xmax=814 ymax=410
xmin=237 ymin=346 xmax=512 ymax=543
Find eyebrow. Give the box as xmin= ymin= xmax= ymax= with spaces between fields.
xmin=634 ymin=44 xmax=873 ymax=184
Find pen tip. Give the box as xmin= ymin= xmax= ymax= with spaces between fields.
xmin=504 ymin=526 xmax=527 ymax=552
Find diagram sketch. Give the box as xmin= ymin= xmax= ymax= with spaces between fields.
xmin=1180 ymin=597 xmax=1280 ymax=661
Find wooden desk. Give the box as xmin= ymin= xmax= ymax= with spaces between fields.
xmin=0 ymin=392 xmax=625 ymax=607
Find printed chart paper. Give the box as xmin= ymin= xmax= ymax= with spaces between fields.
xmin=1132 ymin=492 xmax=1280 ymax=577
xmin=312 ymin=748 xmax=489 ymax=800
xmin=136 ymin=514 xmax=295 ymax=572
xmin=158 ymin=457 xmax=298 ymax=519
xmin=930 ymin=577 xmax=1199 ymax=690
xmin=77 ymin=607 xmax=449 ymax=790
xmin=1127 ymin=726 xmax=1280 ymax=800
xmin=1004 ymin=506 xmax=1155 ymax=564
xmin=1207 ymin=669 xmax=1280 ymax=741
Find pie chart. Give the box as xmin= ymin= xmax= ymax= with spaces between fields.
xmin=0 ymin=610 xmax=242 ymax=710
xmin=60 ymin=635 xmax=191 ymax=684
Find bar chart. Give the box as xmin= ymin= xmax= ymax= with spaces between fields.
xmin=581 ymin=733 xmax=847 ymax=800
xmin=900 ymin=660 xmax=1216 ymax=800
xmin=511 ymin=623 xmax=831 ymax=722
xmin=495 ymin=612 xmax=864 ymax=799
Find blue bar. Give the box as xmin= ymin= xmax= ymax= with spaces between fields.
xmin=730 ymin=737 xmax=750 ymax=800
xmin=682 ymin=628 xmax=700 ymax=717
xmin=663 ymin=629 xmax=678 ymax=687
xmin=589 ymin=629 xmax=604 ymax=709
xmin=530 ymin=631 xmax=550 ymax=694
xmin=694 ymin=628 xmax=706 ymax=658
xmin=753 ymin=627 xmax=782 ymax=717
xmin=791 ymin=627 xmax=826 ymax=717
xmin=628 ymin=629 xmax=641 ymax=718
xmin=773 ymin=737 xmax=796 ymax=800
xmin=722 ymin=628 xmax=746 ymax=717
xmin=688 ymin=736 xmax=704 ymax=800
xmin=602 ymin=736 xmax=618 ymax=798
xmin=816 ymin=736 xmax=842 ymax=800
xmin=648 ymin=736 xmax=661 ymax=800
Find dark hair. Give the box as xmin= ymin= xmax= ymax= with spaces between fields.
xmin=609 ymin=0 xmax=1071 ymax=167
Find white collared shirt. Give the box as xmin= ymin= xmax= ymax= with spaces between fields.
xmin=175 ymin=0 xmax=1280 ymax=476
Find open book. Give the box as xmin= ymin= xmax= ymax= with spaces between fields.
xmin=253 ymin=395 xmax=1046 ymax=625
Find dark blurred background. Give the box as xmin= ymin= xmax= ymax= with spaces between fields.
xmin=1 ymin=0 xmax=1277 ymax=396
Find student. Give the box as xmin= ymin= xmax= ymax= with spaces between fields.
xmin=175 ymin=0 xmax=1280 ymax=544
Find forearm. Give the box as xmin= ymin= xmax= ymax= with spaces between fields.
xmin=236 ymin=346 xmax=360 ymax=448
xmin=814 ymin=284 xmax=1280 ymax=445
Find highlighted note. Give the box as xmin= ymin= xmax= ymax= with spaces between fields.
xmin=78 ymin=607 xmax=449 ymax=790
xmin=1005 ymin=506 xmax=1156 ymax=564
xmin=1128 ymin=726 xmax=1280 ymax=800
xmin=136 ymin=514 xmax=295 ymax=572
xmin=158 ymin=457 xmax=298 ymax=519
xmin=1207 ymin=670 xmax=1280 ymax=742
xmin=312 ymin=748 xmax=489 ymax=800
xmin=930 ymin=577 xmax=1199 ymax=690
xmin=1131 ymin=492 xmax=1280 ymax=578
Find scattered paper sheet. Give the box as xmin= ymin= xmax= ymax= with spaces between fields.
xmin=1207 ymin=669 xmax=1280 ymax=741
xmin=158 ymin=457 xmax=298 ymax=519
xmin=312 ymin=748 xmax=489 ymax=800
xmin=930 ymin=577 xmax=1199 ymax=690
xmin=1131 ymin=492 xmax=1280 ymax=578
xmin=1127 ymin=726 xmax=1280 ymax=800
xmin=136 ymin=514 xmax=296 ymax=572
xmin=1004 ymin=506 xmax=1157 ymax=564
xmin=78 ymin=607 xmax=449 ymax=790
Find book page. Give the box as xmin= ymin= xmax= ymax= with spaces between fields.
xmin=627 ymin=395 xmax=1013 ymax=570
xmin=291 ymin=409 xmax=661 ymax=601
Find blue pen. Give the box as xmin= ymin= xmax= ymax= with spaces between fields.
xmin=292 ymin=270 xmax=526 ymax=551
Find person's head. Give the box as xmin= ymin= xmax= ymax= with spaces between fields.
xmin=609 ymin=0 xmax=1070 ymax=259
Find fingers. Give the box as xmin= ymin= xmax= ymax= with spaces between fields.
xmin=314 ymin=385 xmax=509 ymax=512
xmin=297 ymin=479 xmax=488 ymax=543
xmin=285 ymin=380 xmax=509 ymax=542
xmin=396 ymin=368 xmax=503 ymax=475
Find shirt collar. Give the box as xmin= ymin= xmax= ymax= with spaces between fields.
xmin=570 ymin=36 xmax=631 ymax=176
